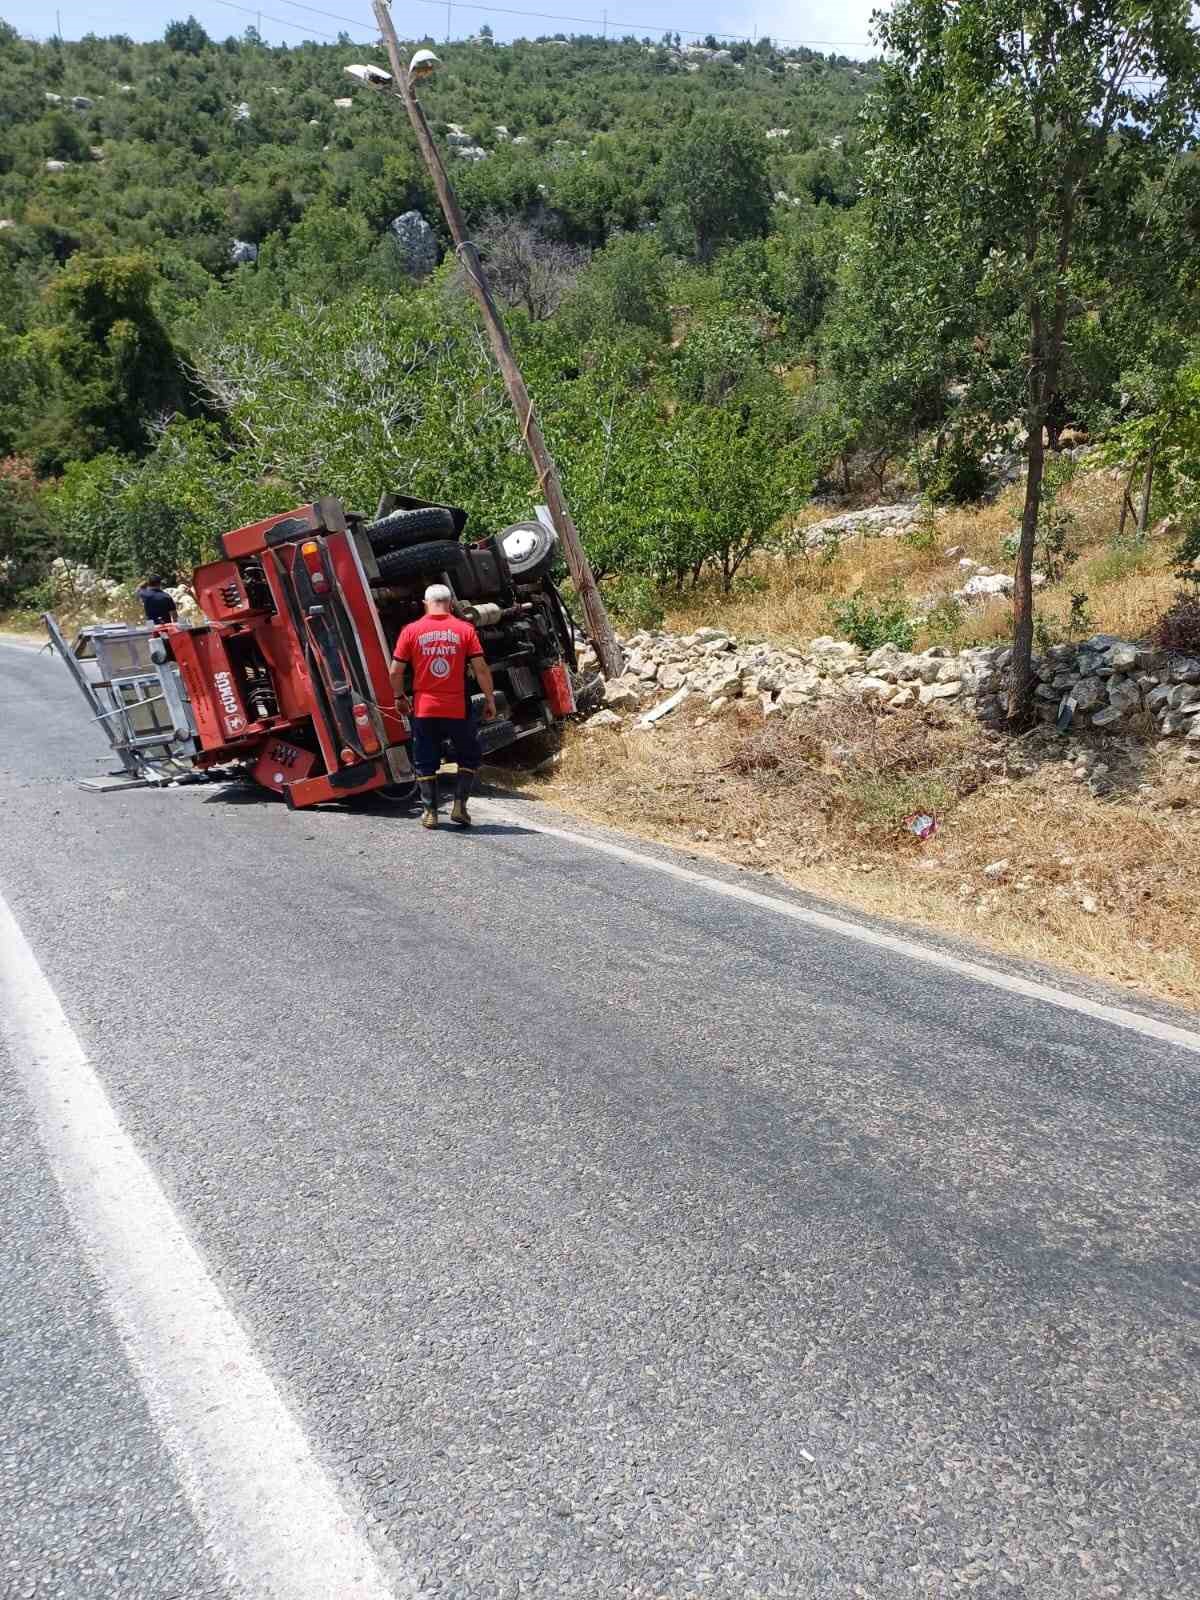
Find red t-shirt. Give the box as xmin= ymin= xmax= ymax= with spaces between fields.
xmin=393 ymin=612 xmax=484 ymax=719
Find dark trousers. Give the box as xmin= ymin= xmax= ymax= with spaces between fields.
xmin=410 ymin=715 xmax=482 ymax=778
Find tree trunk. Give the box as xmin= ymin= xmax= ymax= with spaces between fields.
xmin=1008 ymin=181 xmax=1078 ymax=722
xmin=1136 ymin=451 xmax=1155 ymax=539
xmin=1117 ymin=463 xmax=1138 ymax=540
xmin=1007 ymin=419 xmax=1046 ymax=723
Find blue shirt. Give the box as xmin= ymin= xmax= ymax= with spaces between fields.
xmin=137 ymin=586 xmax=176 ymax=624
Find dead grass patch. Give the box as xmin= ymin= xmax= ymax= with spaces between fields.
xmin=662 ymin=470 xmax=1177 ymax=654
xmin=526 ymin=699 xmax=1200 ymax=1008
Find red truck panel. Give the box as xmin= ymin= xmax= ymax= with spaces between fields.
xmin=195 ymin=559 xmax=254 ymax=623
xmin=171 ymin=628 xmax=251 ymax=746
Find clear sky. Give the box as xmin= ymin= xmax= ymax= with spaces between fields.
xmin=0 ymin=0 xmax=881 ymax=58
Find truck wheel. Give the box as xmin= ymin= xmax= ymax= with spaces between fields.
xmin=374 ymin=539 xmax=467 ymax=584
xmin=364 ymin=505 xmax=457 ymax=555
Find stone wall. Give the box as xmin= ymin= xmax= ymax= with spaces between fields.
xmin=584 ymin=627 xmax=1200 ymax=750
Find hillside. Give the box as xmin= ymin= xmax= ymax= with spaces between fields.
xmin=1 ymin=7 xmax=1198 ymax=674
xmin=0 ymin=23 xmax=868 ymax=317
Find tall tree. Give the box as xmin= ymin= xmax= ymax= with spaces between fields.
xmin=865 ymin=0 xmax=1200 ymax=717
xmin=30 ymin=253 xmax=189 ymax=465
xmin=660 ymin=112 xmax=772 ymax=262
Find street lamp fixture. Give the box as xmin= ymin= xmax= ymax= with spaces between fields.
xmin=408 ymin=49 xmax=440 ymax=80
xmin=344 ymin=62 xmax=392 ymax=84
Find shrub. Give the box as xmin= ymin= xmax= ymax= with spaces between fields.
xmin=1001 ymin=452 xmax=1080 ymax=581
xmin=0 ymin=474 xmax=56 ymax=605
xmin=828 ymin=585 xmax=917 ymax=652
xmin=605 ymin=574 xmax=664 ymax=632
xmin=1169 ymin=512 xmax=1200 ymax=587
xmin=901 ymin=508 xmax=940 ymax=556
xmin=1151 ymin=591 xmax=1200 ymax=657
xmin=1065 ymin=589 xmax=1094 ymax=640
xmin=1086 ymin=540 xmax=1152 ymax=588
xmin=922 ymin=594 xmax=964 ymax=647
xmin=914 ymin=427 xmax=989 ymax=505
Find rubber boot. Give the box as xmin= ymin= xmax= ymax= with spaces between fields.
xmin=418 ymin=776 xmax=438 ymax=829
xmin=450 ymin=768 xmax=475 ymax=828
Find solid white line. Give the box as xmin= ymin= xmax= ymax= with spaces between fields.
xmin=0 ymin=890 xmax=403 ymax=1600
xmin=479 ymin=800 xmax=1200 ymax=1057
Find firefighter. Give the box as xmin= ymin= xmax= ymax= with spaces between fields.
xmin=390 ymin=584 xmax=497 ymax=830
xmin=135 ymin=575 xmax=178 ymax=625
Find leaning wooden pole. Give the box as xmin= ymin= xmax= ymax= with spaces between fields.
xmin=372 ymin=1 xmax=624 ymax=680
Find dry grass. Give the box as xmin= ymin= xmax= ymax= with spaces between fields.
xmin=518 ymin=697 xmax=1200 ymax=1008
xmin=0 ymin=595 xmax=146 ymax=635
xmin=661 ymin=470 xmax=1179 ymax=652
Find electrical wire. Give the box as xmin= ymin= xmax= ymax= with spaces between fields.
xmin=207 ymin=0 xmax=373 ymax=40
xmin=221 ymin=0 xmax=1177 ymax=78
xmin=256 ymin=0 xmax=876 ymax=52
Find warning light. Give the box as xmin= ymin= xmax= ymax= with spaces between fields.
xmin=298 ymin=539 xmax=330 ymax=593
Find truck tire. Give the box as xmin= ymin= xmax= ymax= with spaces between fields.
xmin=364 ymin=505 xmax=457 ymax=555
xmin=373 ymin=538 xmax=466 ymax=584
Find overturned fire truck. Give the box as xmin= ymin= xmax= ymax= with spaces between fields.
xmin=46 ymin=494 xmax=579 ymax=809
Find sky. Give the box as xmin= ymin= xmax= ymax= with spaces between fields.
xmin=0 ymin=0 xmax=881 ymax=58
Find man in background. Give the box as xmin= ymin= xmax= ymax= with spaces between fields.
xmin=135 ymin=576 xmax=178 ymax=625
xmin=390 ymin=584 xmax=496 ymax=830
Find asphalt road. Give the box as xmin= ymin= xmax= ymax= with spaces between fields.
xmin=2 ymin=633 xmax=1199 ymax=1600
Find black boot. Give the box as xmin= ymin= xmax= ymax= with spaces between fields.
xmin=450 ymin=768 xmax=475 ymax=827
xmin=418 ymin=776 xmax=438 ymax=829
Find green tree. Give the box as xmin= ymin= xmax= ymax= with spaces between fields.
xmin=667 ymin=389 xmax=809 ymax=591
xmin=867 ymin=0 xmax=1200 ymax=717
xmin=660 ymin=112 xmax=771 ymax=262
xmin=29 ymin=253 xmax=191 ymax=466
xmin=164 ymin=15 xmax=211 ymax=53
xmin=561 ymin=232 xmax=670 ymax=344
xmin=46 ymin=420 xmax=292 ymax=581
xmin=0 ymin=463 xmax=56 ymax=604
xmin=1099 ymin=357 xmax=1200 ymax=545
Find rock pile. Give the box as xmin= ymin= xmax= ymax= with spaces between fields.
xmin=45 ymin=558 xmax=201 ymax=622
xmin=798 ymin=503 xmax=921 ymax=549
xmin=590 ymin=628 xmax=1000 ymax=722
xmin=581 ymin=627 xmax=1200 ymax=748
xmin=49 ymin=557 xmax=127 ymax=610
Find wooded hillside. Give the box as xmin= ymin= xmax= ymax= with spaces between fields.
xmin=3 ymin=6 xmax=1200 ymax=682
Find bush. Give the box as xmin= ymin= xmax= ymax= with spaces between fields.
xmin=828 ymin=585 xmax=917 ymax=652
xmin=1169 ymin=512 xmax=1200 ymax=587
xmin=1086 ymin=540 xmax=1153 ymax=587
xmin=901 ymin=508 xmax=940 ymax=556
xmin=0 ymin=471 xmax=56 ymax=605
xmin=604 ymin=574 xmax=664 ymax=632
xmin=1151 ymin=591 xmax=1200 ymax=657
xmin=914 ymin=427 xmax=989 ymax=506
xmin=922 ymin=594 xmax=964 ymax=647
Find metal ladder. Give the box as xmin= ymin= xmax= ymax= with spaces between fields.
xmin=43 ymin=614 xmax=199 ymax=789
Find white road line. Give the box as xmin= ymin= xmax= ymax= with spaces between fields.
xmin=0 ymin=890 xmax=404 ymax=1600
xmin=479 ymin=800 xmax=1200 ymax=1057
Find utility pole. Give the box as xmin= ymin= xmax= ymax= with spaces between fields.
xmin=372 ymin=0 xmax=624 ymax=679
